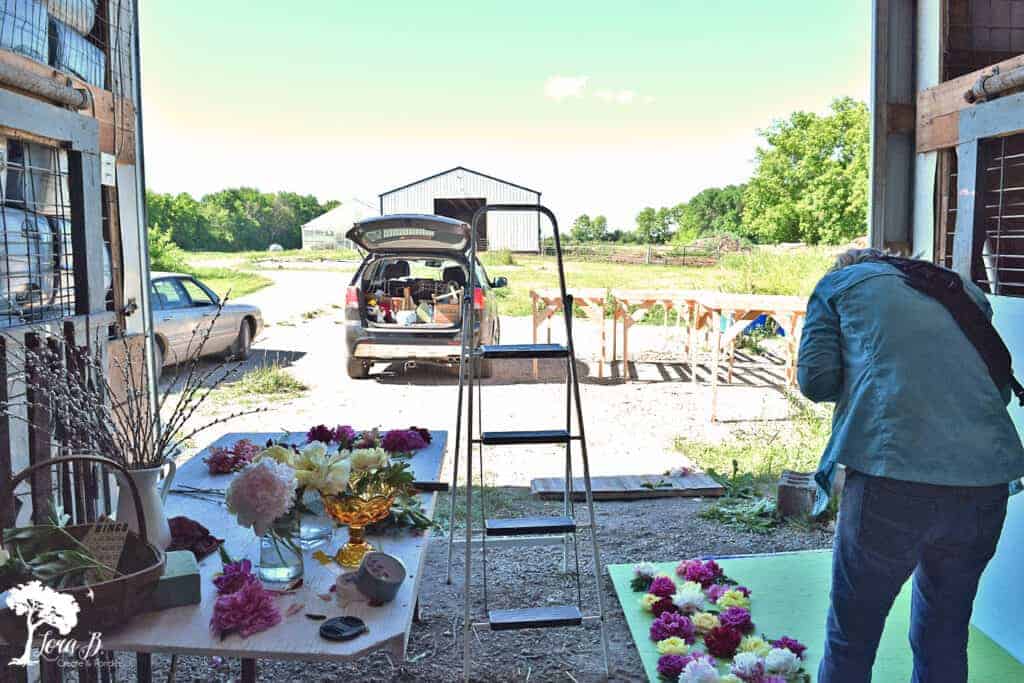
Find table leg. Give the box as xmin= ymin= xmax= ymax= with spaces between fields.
xmin=136 ymin=653 xmax=152 ymax=683
xmin=532 ymin=301 xmax=539 ymax=378
xmin=241 ymin=658 xmax=257 ymax=683
xmin=623 ymin=314 xmax=630 ymax=382
xmin=599 ymin=305 xmax=606 ymax=379
xmin=611 ymin=310 xmax=618 ymax=373
xmin=711 ymin=312 xmax=722 ymax=422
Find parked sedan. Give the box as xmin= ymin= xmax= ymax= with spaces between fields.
xmin=150 ymin=272 xmax=263 ymax=373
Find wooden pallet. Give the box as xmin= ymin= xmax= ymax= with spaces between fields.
xmin=530 ymin=473 xmax=725 ymax=501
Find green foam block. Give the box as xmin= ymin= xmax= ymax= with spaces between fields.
xmin=149 ymin=550 xmax=202 ymax=611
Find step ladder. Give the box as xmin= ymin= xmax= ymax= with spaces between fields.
xmin=444 ymin=204 xmax=610 ymax=681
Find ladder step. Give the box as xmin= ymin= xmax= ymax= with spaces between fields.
xmin=480 ymin=430 xmax=571 ymax=445
xmin=488 ymin=605 xmax=583 ymax=631
xmin=485 ymin=516 xmax=576 ymax=537
xmin=480 ymin=344 xmax=569 ymax=359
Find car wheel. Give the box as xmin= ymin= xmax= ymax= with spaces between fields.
xmin=152 ymin=340 xmax=164 ymax=379
xmin=230 ymin=321 xmax=252 ymax=361
xmin=347 ymin=358 xmax=371 ymax=379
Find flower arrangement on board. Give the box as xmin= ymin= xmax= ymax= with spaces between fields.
xmin=630 ymin=559 xmax=810 ymax=682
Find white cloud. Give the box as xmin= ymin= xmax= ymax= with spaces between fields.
xmin=544 ymin=75 xmax=589 ymax=100
xmin=594 ymin=88 xmax=638 ymax=105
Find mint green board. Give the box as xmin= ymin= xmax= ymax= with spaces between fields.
xmin=608 ymin=550 xmax=1024 ymax=682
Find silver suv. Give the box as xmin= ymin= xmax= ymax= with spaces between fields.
xmin=344 ymin=214 xmax=505 ymax=379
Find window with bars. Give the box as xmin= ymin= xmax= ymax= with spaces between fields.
xmin=945 ymin=0 xmax=1024 ymax=80
xmin=972 ymin=133 xmax=1024 ymax=296
xmin=0 ymin=135 xmax=77 ymax=326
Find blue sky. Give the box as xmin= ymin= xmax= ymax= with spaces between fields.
xmin=139 ymin=1 xmax=871 ymax=227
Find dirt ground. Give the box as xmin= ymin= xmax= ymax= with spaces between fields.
xmin=146 ymin=266 xmax=827 ymax=682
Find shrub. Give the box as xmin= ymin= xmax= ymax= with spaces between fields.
xmin=148 ymin=224 xmax=188 ymax=272
xmin=481 ymin=249 xmax=516 ymax=266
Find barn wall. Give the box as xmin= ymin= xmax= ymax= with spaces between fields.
xmin=381 ymin=170 xmax=540 ymax=251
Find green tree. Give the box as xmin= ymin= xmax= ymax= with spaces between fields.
xmin=674 ymin=185 xmax=747 ymax=244
xmin=742 ymin=97 xmax=869 ymax=244
xmin=570 ymin=214 xmax=608 ymax=242
xmin=635 ymin=207 xmax=673 ymax=244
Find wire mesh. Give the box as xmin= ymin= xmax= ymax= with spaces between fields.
xmin=945 ymin=0 xmax=1024 ymax=80
xmin=1 ymin=135 xmax=76 ymax=326
xmin=975 ymin=133 xmax=1024 ymax=296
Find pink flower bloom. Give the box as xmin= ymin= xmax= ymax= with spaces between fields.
xmin=225 ymin=460 xmax=297 ymax=537
xmin=651 ymin=597 xmax=677 ymax=617
xmin=213 ymin=559 xmax=258 ymax=595
xmin=719 ymin=606 xmax=755 ymax=634
xmin=306 ymin=425 xmax=334 ymax=444
xmin=770 ymin=636 xmax=808 ymax=659
xmin=650 ymin=612 xmax=696 ymax=643
xmin=681 ymin=559 xmax=723 ymax=587
xmin=657 ymin=654 xmax=688 ymax=681
xmin=205 ymin=439 xmax=260 ymax=474
xmin=210 ymin=580 xmax=281 ymax=638
xmin=705 ymin=583 xmax=729 ymax=603
xmin=648 ymin=576 xmax=677 ymax=598
xmin=332 ymin=425 xmax=357 ymax=449
xmin=704 ymin=625 xmax=743 ymax=658
xmin=382 ymin=429 xmax=429 ymax=454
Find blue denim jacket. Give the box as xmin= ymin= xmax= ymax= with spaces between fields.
xmin=798 ymin=261 xmax=1024 ymax=514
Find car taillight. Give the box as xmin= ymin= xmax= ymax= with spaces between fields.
xmin=473 ymin=287 xmax=485 ymax=311
xmin=345 ymin=286 xmax=359 ymax=308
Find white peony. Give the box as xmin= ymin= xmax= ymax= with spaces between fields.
xmin=765 ymin=647 xmax=801 ymax=675
xmin=672 ymin=582 xmax=706 ymax=614
xmin=730 ymin=652 xmax=766 ymax=680
xmin=225 ymin=460 xmax=297 ymax=537
xmin=350 ymin=447 xmax=389 ymax=471
xmin=634 ymin=561 xmax=658 ymax=578
xmin=680 ymin=659 xmax=720 ymax=683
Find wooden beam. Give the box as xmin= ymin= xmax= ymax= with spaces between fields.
xmin=917 ymin=53 xmax=1024 ymax=152
xmin=887 ymin=103 xmax=916 ymax=134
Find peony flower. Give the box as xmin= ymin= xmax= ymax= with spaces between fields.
xmin=730 ymin=652 xmax=766 ymax=682
xmin=382 ymin=429 xmax=429 ymax=454
xmin=255 ymin=445 xmax=296 ymax=468
xmin=672 ymin=581 xmax=706 ymax=614
xmin=213 ymin=559 xmax=258 ymax=595
xmin=651 ymin=597 xmax=678 ymax=617
xmin=692 ymin=611 xmax=720 ymax=635
xmin=648 ymin=576 xmax=677 ymax=598
xmin=206 ymin=440 xmax=261 ymax=474
xmin=657 ymin=654 xmax=689 ymax=681
xmin=296 ymin=441 xmax=328 ymax=467
xmin=639 ymin=593 xmax=660 ymax=612
xmin=210 ymin=580 xmax=281 ymax=638
xmin=769 ymin=636 xmax=807 ymax=660
xmin=719 ymin=607 xmax=755 ymax=634
xmin=680 ymin=659 xmax=720 ymax=683
xmin=350 ymin=447 xmax=389 ymax=471
xmin=656 ymin=637 xmax=690 ymax=656
xmin=168 ymin=516 xmax=222 ymax=559
xmin=332 ymin=425 xmax=357 ymax=449
xmin=738 ymin=635 xmax=771 ymax=657
xmin=634 ymin=561 xmax=659 ymax=579
xmin=408 ymin=426 xmax=432 ymax=444
xmin=650 ymin=612 xmax=696 ymax=643
xmin=225 ymin=460 xmax=297 ymax=537
xmin=353 ymin=428 xmax=380 ymax=449
xmin=765 ymin=647 xmax=801 ymax=676
xmin=677 ymin=559 xmax=723 ymax=587
xmin=718 ymin=588 xmax=751 ymax=609
xmin=306 ymin=425 xmax=335 ymax=444
xmin=296 ymin=451 xmax=352 ymax=496
xmin=705 ymin=583 xmax=728 ymax=603
xmin=704 ymin=625 xmax=743 ymax=659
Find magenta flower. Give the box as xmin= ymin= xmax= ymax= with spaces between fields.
xmin=656 ymin=654 xmax=688 ymax=681
xmin=205 ymin=439 xmax=260 ymax=474
xmin=213 ymin=559 xmax=258 ymax=595
xmin=648 ymin=576 xmax=677 ymax=598
xmin=408 ymin=426 xmax=432 ymax=444
xmin=678 ymin=653 xmax=717 ymax=669
xmin=705 ymin=583 xmax=728 ymax=603
xmin=719 ymin=606 xmax=755 ymax=634
xmin=649 ymin=612 xmax=696 ymax=643
xmin=682 ymin=559 xmax=723 ymax=587
xmin=210 ymin=580 xmax=281 ymax=638
xmin=306 ymin=425 xmax=334 ymax=444
xmin=704 ymin=625 xmax=743 ymax=658
xmin=382 ymin=429 xmax=429 ymax=454
xmin=651 ymin=597 xmax=677 ymax=617
xmin=770 ymin=635 xmax=808 ymax=659
xmin=332 ymin=425 xmax=357 ymax=449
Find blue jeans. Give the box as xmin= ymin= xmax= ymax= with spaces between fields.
xmin=819 ymin=470 xmax=1008 ymax=683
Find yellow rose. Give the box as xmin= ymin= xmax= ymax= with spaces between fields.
xmin=656 ymin=637 xmax=689 ymax=655
xmin=692 ymin=612 xmax=720 ymax=634
xmin=256 ymin=445 xmax=295 ymax=467
xmin=639 ymin=593 xmax=660 ymax=612
xmin=738 ymin=635 xmax=771 ymax=657
xmin=350 ymin=447 xmax=389 ymax=471
xmin=718 ymin=589 xmax=751 ymax=609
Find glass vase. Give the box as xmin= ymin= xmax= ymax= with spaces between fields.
xmin=298 ymin=487 xmax=334 ymax=550
xmin=258 ymin=512 xmax=304 ymax=587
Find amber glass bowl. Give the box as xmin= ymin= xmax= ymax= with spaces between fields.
xmin=321 ymin=492 xmax=396 ymax=567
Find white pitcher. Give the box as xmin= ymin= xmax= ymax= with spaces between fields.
xmin=115 ymin=459 xmax=177 ymax=550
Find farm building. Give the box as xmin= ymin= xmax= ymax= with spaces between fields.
xmin=301 ymin=199 xmax=377 ymax=251
xmin=379 ymin=166 xmax=542 ymax=252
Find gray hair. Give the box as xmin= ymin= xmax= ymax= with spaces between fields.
xmin=829 ymin=248 xmax=890 ymax=273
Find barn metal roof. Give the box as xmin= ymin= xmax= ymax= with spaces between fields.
xmin=378 ymin=166 xmax=541 ymax=198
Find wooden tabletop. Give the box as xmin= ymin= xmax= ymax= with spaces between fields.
xmin=100 ymin=430 xmax=446 ymax=663
xmin=530 ymin=288 xmax=608 ymax=301
xmin=693 ymin=292 xmax=807 ymax=314
xmin=609 ymin=289 xmax=704 ymax=303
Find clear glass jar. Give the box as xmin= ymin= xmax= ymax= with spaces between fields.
xmin=258 ymin=512 xmax=303 ymax=587
xmin=298 ymin=487 xmax=334 ymax=550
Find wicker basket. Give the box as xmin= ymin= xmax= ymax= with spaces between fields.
xmin=0 ymin=455 xmax=166 ymax=640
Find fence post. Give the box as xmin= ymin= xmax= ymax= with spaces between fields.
xmin=645 ymin=245 xmax=652 ymax=265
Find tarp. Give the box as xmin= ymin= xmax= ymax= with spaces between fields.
xmin=44 ymin=0 xmax=95 ymax=36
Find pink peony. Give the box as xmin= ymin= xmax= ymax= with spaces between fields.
xmin=648 ymin=576 xmax=677 ymax=598
xmin=656 ymin=654 xmax=688 ymax=681
xmin=650 ymin=612 xmax=696 ymax=643
xmin=679 ymin=559 xmax=723 ymax=587
xmin=210 ymin=580 xmax=281 ymax=638
xmin=382 ymin=429 xmax=429 ymax=454
xmin=213 ymin=559 xmax=258 ymax=595
xmin=651 ymin=596 xmax=677 ymax=617
xmin=205 ymin=439 xmax=260 ymax=474
xmin=306 ymin=425 xmax=334 ymax=443
xmin=225 ymin=460 xmax=297 ymax=537
xmin=770 ymin=636 xmax=807 ymax=659
xmin=332 ymin=425 xmax=357 ymax=449
xmin=719 ymin=606 xmax=755 ymax=634
xmin=704 ymin=583 xmax=728 ymax=603
xmin=704 ymin=625 xmax=743 ymax=658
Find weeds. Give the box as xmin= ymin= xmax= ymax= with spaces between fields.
xmin=434 ymin=485 xmax=534 ymax=530
xmin=481 ymin=249 xmax=517 ymax=266
xmin=214 ymin=363 xmax=307 ymax=405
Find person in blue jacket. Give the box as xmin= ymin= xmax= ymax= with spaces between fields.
xmin=798 ymin=248 xmax=1024 ymax=683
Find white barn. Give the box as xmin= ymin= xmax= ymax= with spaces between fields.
xmin=379 ymin=166 xmax=541 ymax=252
xmin=301 ymin=199 xmax=377 ymax=251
